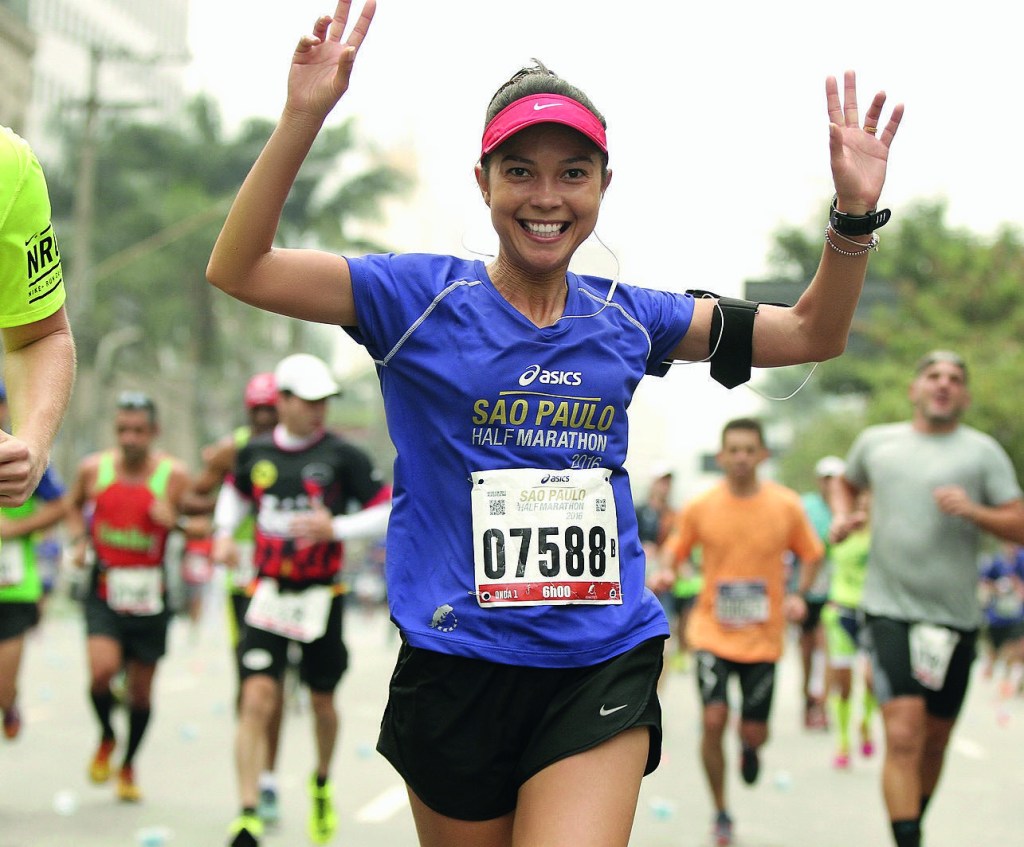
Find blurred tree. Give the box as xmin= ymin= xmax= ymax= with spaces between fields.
xmin=753 ymin=200 xmax=1024 ymax=487
xmin=49 ymin=96 xmax=410 ymax=469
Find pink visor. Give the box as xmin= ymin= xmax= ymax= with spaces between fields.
xmin=480 ymin=93 xmax=607 ymax=157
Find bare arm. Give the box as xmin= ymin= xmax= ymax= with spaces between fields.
xmin=933 ymin=489 xmax=1024 ymax=546
xmin=65 ymin=457 xmax=97 ymax=566
xmin=0 ymin=307 xmax=75 ymax=504
xmin=0 ymin=496 xmax=67 ymax=539
xmin=671 ymin=72 xmax=903 ymax=367
xmin=179 ymin=436 xmax=236 ymax=515
xmin=207 ymin=0 xmax=376 ymax=326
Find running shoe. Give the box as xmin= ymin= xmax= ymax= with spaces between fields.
xmin=833 ymin=751 xmax=851 ymax=769
xmin=740 ymin=745 xmax=760 ymax=785
xmin=860 ymin=722 xmax=875 ymax=758
xmin=116 ymin=765 xmax=142 ymax=802
xmin=257 ymin=786 xmax=280 ymax=826
xmin=307 ymin=775 xmax=338 ymax=845
xmin=88 ymin=737 xmax=116 ymax=783
xmin=804 ymin=699 xmax=829 ymax=730
xmin=2 ymin=703 xmax=22 ymax=740
xmin=228 ymin=812 xmax=263 ymax=847
xmin=713 ymin=809 xmax=734 ymax=846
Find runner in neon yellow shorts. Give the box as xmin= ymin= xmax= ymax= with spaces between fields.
xmin=821 ymin=499 xmax=877 ymax=769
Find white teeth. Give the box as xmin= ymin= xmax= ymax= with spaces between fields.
xmin=524 ymin=222 xmax=563 ymax=236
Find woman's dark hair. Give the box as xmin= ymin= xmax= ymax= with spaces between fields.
xmin=480 ymin=59 xmax=608 ymax=170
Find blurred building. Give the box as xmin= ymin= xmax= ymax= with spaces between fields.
xmin=12 ymin=0 xmax=189 ymax=165
xmin=0 ymin=0 xmax=35 ymax=131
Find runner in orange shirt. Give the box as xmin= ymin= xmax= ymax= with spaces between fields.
xmin=658 ymin=418 xmax=823 ymax=846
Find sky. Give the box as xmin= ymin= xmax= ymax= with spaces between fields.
xmin=184 ymin=0 xmax=1023 ymax=493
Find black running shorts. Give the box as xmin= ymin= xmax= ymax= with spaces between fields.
xmin=0 ymin=602 xmax=40 ymax=641
xmin=84 ymin=594 xmax=170 ymax=665
xmin=377 ymin=636 xmax=665 ymax=821
xmin=237 ymin=593 xmax=348 ymax=693
xmin=864 ymin=615 xmax=977 ymax=719
xmin=694 ymin=651 xmax=776 ymax=723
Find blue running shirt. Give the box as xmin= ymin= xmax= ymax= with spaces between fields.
xmin=346 ymin=253 xmax=693 ymax=667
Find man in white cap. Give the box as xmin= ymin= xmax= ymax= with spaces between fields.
xmin=214 ymin=353 xmax=391 ymax=847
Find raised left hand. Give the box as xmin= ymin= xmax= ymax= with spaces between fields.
xmin=826 ymin=70 xmax=904 ymax=215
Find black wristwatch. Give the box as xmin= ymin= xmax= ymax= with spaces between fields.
xmin=829 ymin=195 xmax=891 ymax=236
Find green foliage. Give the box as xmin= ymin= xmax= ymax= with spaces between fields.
xmin=49 ymin=95 xmax=411 ymax=461
xmin=760 ymin=201 xmax=1024 ymax=482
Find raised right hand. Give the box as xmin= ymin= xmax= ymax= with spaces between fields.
xmin=286 ymin=0 xmax=377 ymax=123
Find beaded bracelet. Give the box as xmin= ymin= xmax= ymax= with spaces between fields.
xmin=824 ymin=225 xmax=879 ymax=257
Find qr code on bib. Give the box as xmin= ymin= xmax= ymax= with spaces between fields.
xmin=489 ymin=500 xmax=505 ymax=516
xmin=596 ymin=499 xmax=606 ymax=512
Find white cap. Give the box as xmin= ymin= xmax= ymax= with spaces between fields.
xmin=274 ymin=354 xmax=340 ymax=401
xmin=814 ymin=455 xmax=846 ymax=478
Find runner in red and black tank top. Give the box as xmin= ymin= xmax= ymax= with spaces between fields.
xmin=66 ymin=393 xmax=191 ymax=803
xmin=234 ymin=430 xmax=385 ymax=586
xmin=90 ymin=451 xmax=174 ymax=601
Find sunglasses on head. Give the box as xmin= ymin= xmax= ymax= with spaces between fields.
xmin=116 ymin=391 xmax=156 ymax=412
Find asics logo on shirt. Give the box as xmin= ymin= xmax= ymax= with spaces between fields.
xmin=519 ymin=364 xmax=583 ymax=387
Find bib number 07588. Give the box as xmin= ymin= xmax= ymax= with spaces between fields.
xmin=480 ymin=525 xmax=614 ymax=580
xmin=471 ymin=467 xmax=622 ymax=607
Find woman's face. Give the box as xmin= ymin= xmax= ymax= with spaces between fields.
xmin=476 ymin=123 xmax=611 ymax=280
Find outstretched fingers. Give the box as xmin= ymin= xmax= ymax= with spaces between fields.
xmin=345 ymin=0 xmax=376 ymax=50
xmin=826 ymin=70 xmax=861 ymax=127
xmin=826 ymin=71 xmax=904 ymax=146
xmin=842 ymin=69 xmax=860 ymax=127
xmin=327 ymin=0 xmax=376 ymax=46
xmin=327 ymin=0 xmax=354 ymax=41
xmin=876 ymin=101 xmax=905 ymax=148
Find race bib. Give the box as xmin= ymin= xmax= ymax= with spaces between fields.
xmin=909 ymin=622 xmax=960 ymax=691
xmin=0 ymin=542 xmax=26 ymax=587
xmin=245 ymin=579 xmax=332 ymax=643
xmin=470 ymin=468 xmax=621 ymax=607
xmin=107 ymin=567 xmax=164 ymax=616
xmin=715 ymin=580 xmax=769 ymax=627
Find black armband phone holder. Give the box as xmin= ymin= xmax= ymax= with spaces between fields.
xmin=687 ymin=290 xmax=784 ymax=389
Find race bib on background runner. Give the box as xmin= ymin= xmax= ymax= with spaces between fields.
xmin=909 ymin=622 xmax=960 ymax=691
xmin=106 ymin=567 xmax=164 ymax=616
xmin=715 ymin=580 xmax=769 ymax=627
xmin=245 ymin=579 xmax=332 ymax=642
xmin=0 ymin=542 xmax=26 ymax=587
xmin=470 ymin=468 xmax=621 ymax=607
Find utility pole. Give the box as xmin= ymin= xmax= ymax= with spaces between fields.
xmin=58 ymin=44 xmax=187 ymax=475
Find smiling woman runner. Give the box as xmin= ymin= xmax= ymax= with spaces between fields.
xmin=207 ymin=3 xmax=903 ymax=845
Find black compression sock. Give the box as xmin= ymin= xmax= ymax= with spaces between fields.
xmin=123 ymin=707 xmax=151 ymax=766
xmin=919 ymin=793 xmax=932 ymax=819
xmin=891 ymin=818 xmax=921 ymax=847
xmin=89 ymin=690 xmax=116 ymax=739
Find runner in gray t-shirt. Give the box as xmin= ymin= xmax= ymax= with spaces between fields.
xmin=829 ymin=350 xmax=1024 ymax=847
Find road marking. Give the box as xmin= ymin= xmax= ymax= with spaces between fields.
xmin=356 ymin=785 xmax=408 ymax=823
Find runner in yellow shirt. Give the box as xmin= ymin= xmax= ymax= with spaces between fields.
xmin=0 ymin=126 xmax=74 ymax=505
